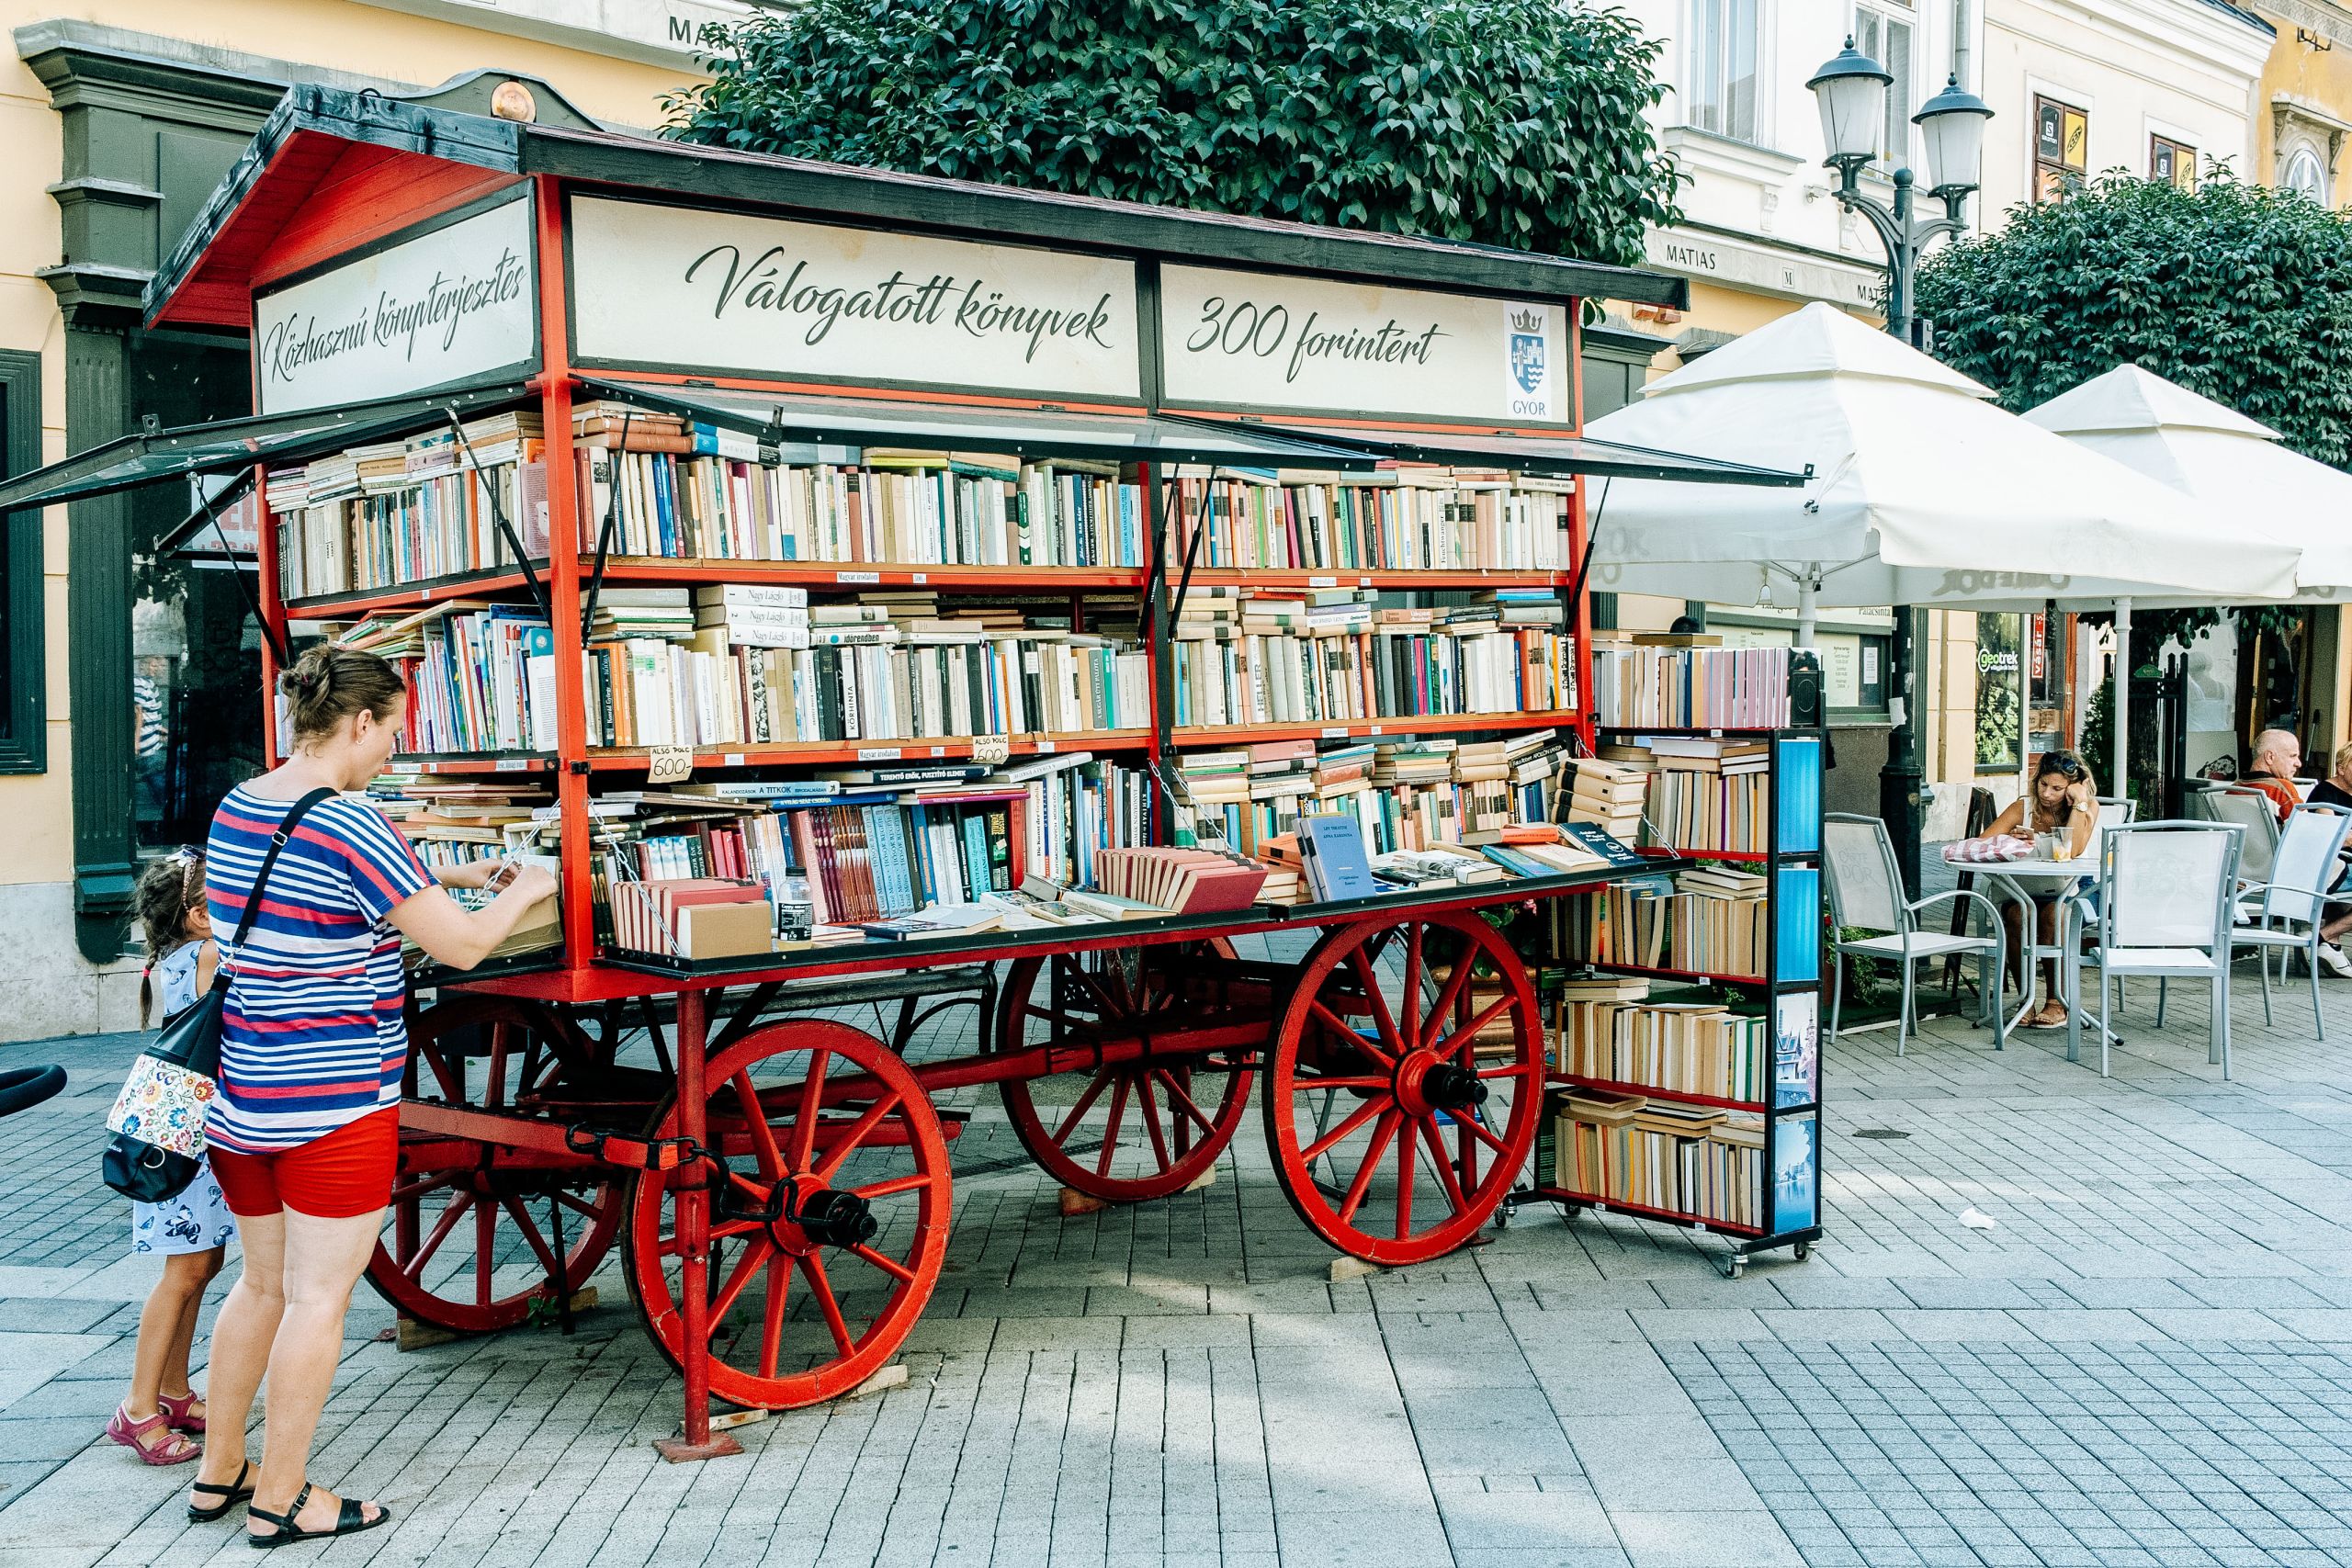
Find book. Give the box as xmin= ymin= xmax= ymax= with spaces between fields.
xmin=1166 ymin=467 xmax=1571 ymax=572
xmin=1296 ymin=813 xmax=1381 ymax=902
xmin=1590 ymin=641 xmax=1792 ymax=729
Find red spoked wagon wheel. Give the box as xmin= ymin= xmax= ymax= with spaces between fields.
xmin=1261 ymin=912 xmax=1544 ymax=1266
xmin=624 ymin=1020 xmax=951 ymax=1410
xmin=368 ymin=997 xmax=628 ymax=1333
xmin=994 ymin=940 xmax=1255 ymax=1201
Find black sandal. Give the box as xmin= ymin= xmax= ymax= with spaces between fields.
xmin=246 ymin=1482 xmax=390 ymax=1548
xmin=188 ymin=1461 xmax=254 ymax=1522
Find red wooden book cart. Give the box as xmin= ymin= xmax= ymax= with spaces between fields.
xmin=5 ymin=73 xmax=1797 ymax=1458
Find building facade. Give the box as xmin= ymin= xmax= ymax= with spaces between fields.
xmin=0 ymin=1 xmax=735 ymax=1042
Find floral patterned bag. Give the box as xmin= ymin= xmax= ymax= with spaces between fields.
xmin=101 ymin=788 xmax=333 ymax=1203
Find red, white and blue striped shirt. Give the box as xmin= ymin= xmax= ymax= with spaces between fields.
xmin=204 ymin=784 xmax=434 ymax=1153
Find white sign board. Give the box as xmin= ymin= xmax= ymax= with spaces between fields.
xmin=568 ymin=197 xmax=1143 ymax=401
xmin=1159 ymin=264 xmax=1567 ymax=426
xmin=254 ymin=197 xmax=536 ymax=414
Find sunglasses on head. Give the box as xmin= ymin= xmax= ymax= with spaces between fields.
xmin=2043 ymin=757 xmax=2085 ymax=781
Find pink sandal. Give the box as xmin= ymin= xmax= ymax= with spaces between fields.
xmin=106 ymin=1403 xmax=200 ymax=1466
xmin=156 ymin=1390 xmax=206 ymax=1434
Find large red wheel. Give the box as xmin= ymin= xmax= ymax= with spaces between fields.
xmin=368 ymin=998 xmax=628 ymax=1333
xmin=1261 ymin=912 xmax=1544 ymax=1266
xmin=623 ymin=1020 xmax=951 ymax=1410
xmin=994 ymin=941 xmax=1255 ymax=1201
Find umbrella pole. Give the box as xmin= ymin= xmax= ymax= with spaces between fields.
xmin=2113 ymin=598 xmax=2132 ymax=806
xmin=1795 ymin=574 xmax=1817 ymax=649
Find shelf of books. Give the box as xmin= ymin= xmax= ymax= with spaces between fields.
xmin=1522 ymin=638 xmax=1826 ymax=1270
xmin=263 ymin=379 xmax=1662 ymax=988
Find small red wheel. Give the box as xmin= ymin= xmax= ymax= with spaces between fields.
xmin=368 ymin=998 xmax=627 ymax=1334
xmin=994 ymin=940 xmax=1254 ymax=1201
xmin=1261 ymin=912 xmax=1544 ymax=1266
xmin=623 ymin=1020 xmax=950 ymax=1410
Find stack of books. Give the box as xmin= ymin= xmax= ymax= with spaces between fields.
xmin=1554 ymin=1088 xmax=1763 ymax=1228
xmin=1589 ymin=634 xmax=1792 ymax=729
xmin=1555 ymin=990 xmax=1769 ymax=1103
xmin=272 ymin=411 xmax=548 ymax=600
xmin=1565 ymin=756 xmax=1648 ymax=840
xmin=1167 ymin=465 xmax=1572 ymax=571
xmin=392 ymin=606 xmax=557 ymax=755
xmin=1634 ymin=736 xmax=1772 ymax=856
xmin=1089 ymin=847 xmax=1270 ymax=913
xmin=574 ymin=405 xmax=1146 ymax=568
xmin=1167 ymin=587 xmax=1576 ymax=728
xmin=1563 ymin=865 xmax=1767 ymax=980
xmin=607 ymin=877 xmax=773 ymax=960
xmin=579 ymin=590 xmax=1149 ymax=749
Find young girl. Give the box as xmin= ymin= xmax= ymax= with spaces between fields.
xmin=105 ymin=850 xmax=236 ymax=1469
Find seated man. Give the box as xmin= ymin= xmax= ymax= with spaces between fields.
xmin=2243 ymin=728 xmax=2305 ymax=824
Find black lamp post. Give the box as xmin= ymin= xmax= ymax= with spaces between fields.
xmin=1806 ymin=42 xmax=1993 ymax=896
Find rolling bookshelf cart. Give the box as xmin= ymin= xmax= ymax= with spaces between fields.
xmin=7 ymin=75 xmax=1801 ymax=1454
xmin=1513 ymin=663 xmax=1828 ymax=1277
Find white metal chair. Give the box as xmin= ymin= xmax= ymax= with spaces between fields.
xmin=1825 ymin=814 xmax=2006 ymax=1056
xmin=2231 ymin=803 xmax=2352 ymax=1041
xmin=2203 ymin=786 xmax=2280 ymax=887
xmin=2085 ymin=820 xmax=2244 ymax=1078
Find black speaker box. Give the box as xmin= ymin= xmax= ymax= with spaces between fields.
xmin=1789 ymin=651 xmax=1824 ymax=728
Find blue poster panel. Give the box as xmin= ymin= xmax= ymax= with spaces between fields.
xmin=1775 ymin=735 xmax=1823 ymax=854
xmin=1773 ymin=990 xmax=1819 ymax=1110
xmin=1772 ymin=1113 xmax=1819 ymax=1234
xmin=1774 ymin=866 xmax=1820 ymax=983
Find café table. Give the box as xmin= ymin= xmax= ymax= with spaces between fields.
xmin=1971 ymin=853 xmax=2105 ymax=1063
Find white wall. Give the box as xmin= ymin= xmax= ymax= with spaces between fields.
xmin=1620 ymin=0 xmax=1983 ymax=314
xmin=1977 ymin=0 xmax=2271 ymax=219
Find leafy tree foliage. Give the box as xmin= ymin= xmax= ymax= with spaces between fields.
xmin=665 ymin=0 xmax=1679 ymax=271
xmin=1915 ymin=168 xmax=2352 ymax=644
xmin=1915 ymin=168 xmax=2352 ymax=465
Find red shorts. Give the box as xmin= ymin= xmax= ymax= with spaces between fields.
xmin=210 ymin=1108 xmax=398 ymax=1219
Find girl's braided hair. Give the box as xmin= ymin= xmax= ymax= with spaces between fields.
xmin=130 ymin=848 xmax=205 ymax=1029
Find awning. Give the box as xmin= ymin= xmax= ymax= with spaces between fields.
xmin=152 ymin=470 xmax=259 ymax=566
xmin=574 ymin=378 xmax=1385 ymax=470
xmin=0 ymin=381 xmax=530 ymax=514
xmin=1159 ymin=412 xmax=1807 ymax=487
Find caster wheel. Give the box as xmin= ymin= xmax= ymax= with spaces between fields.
xmin=1728 ymin=1253 xmax=1747 ymax=1280
xmin=1793 ymin=1240 xmax=1813 ymax=1261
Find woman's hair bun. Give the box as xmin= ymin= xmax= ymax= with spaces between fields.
xmin=279 ymin=643 xmax=405 ymax=746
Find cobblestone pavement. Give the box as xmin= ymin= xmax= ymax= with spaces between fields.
xmin=4 ymin=942 xmax=2352 ymax=1568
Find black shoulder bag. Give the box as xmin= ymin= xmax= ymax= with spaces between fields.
xmin=102 ymin=787 xmax=336 ymax=1202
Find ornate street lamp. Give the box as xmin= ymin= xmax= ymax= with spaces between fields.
xmin=1806 ymin=41 xmax=1993 ymax=895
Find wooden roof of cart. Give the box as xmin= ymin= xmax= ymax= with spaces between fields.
xmin=143 ymin=73 xmax=1690 ymax=333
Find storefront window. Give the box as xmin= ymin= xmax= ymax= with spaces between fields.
xmin=0 ymin=349 xmax=42 ymax=773
xmin=1976 ymin=613 xmax=2022 ymax=770
xmin=129 ymin=335 xmax=264 ymax=856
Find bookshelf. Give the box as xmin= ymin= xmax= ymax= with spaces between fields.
xmin=1516 ymin=649 xmax=1826 ymax=1274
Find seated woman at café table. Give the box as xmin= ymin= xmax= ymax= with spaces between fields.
xmin=1984 ymin=750 xmax=2099 ymax=1030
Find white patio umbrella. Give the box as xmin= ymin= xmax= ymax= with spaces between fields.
xmin=2026 ymin=365 xmax=2352 ymax=790
xmin=1585 ymin=302 xmax=2298 ymax=621
xmin=1584 ymin=302 xmax=2301 ymax=812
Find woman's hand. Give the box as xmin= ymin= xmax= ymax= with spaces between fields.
xmin=435 ymin=859 xmax=502 ymax=891
xmin=2067 ymin=778 xmax=2097 ymax=812
xmin=500 ymin=864 xmax=559 ymax=907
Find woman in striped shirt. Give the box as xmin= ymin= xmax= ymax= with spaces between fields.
xmin=186 ymin=645 xmax=555 ymax=1546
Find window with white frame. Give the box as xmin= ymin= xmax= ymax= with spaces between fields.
xmin=1854 ymin=2 xmax=1916 ymax=171
xmin=2287 ymin=145 xmax=2328 ymax=204
xmin=1690 ymin=0 xmax=1762 ymax=142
